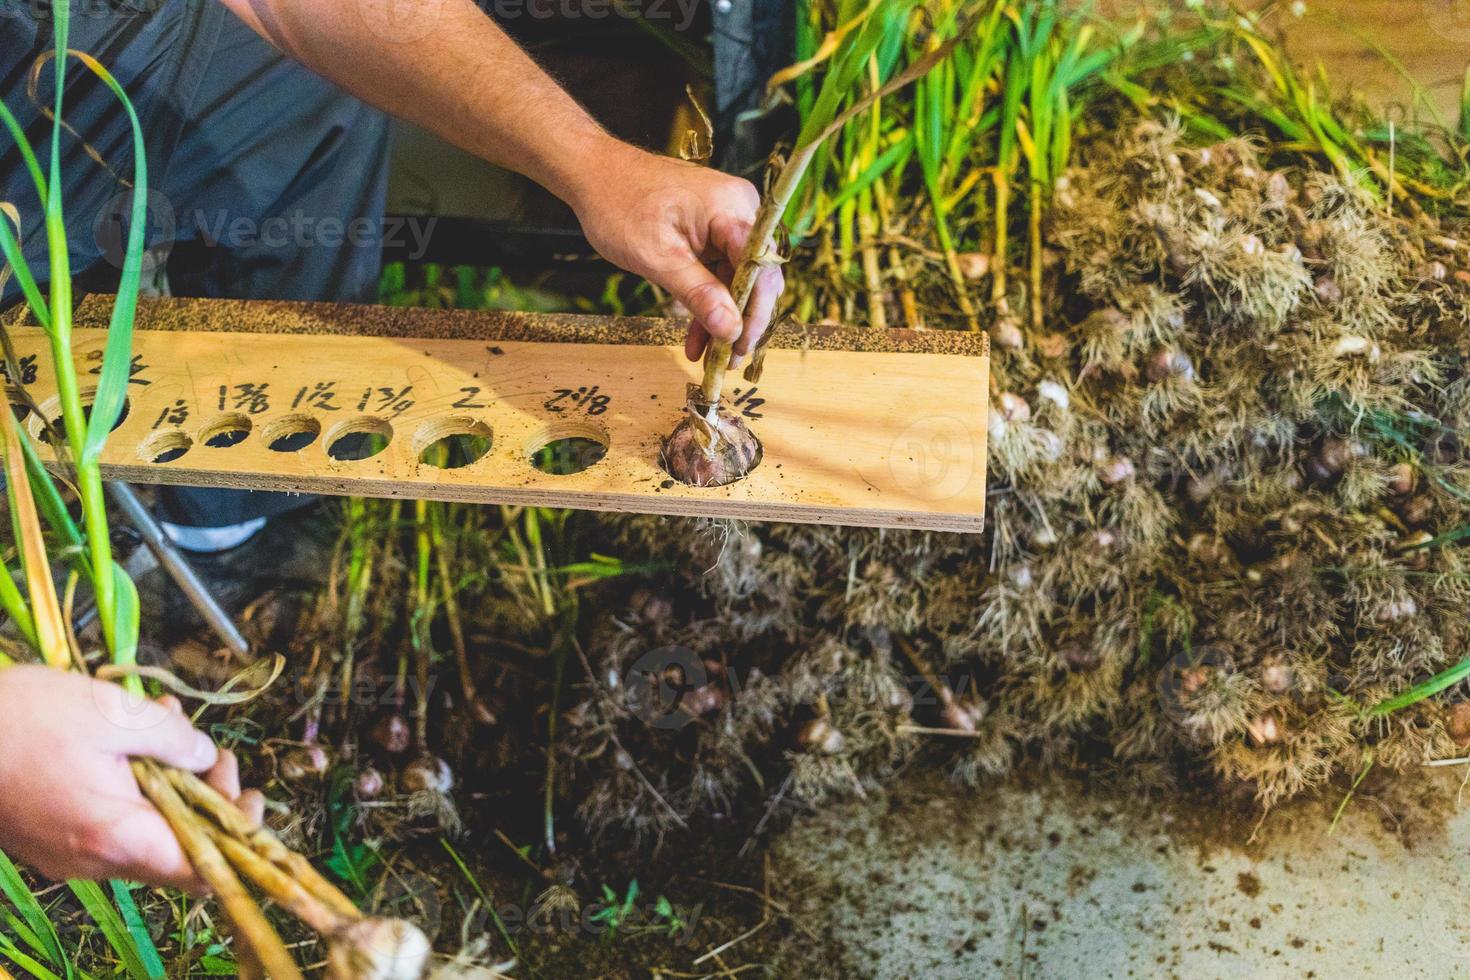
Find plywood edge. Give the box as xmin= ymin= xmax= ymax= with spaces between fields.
xmin=73 ymin=460 xmax=985 ymax=534
xmin=60 ymin=294 xmax=990 ymax=359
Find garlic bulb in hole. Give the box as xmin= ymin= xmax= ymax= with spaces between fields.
xmin=660 ymin=384 xmax=763 ymax=488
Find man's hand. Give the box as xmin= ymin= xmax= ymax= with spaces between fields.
xmin=221 ymin=0 xmax=785 ymax=362
xmin=568 ymin=141 xmax=785 ymax=365
xmin=0 ymin=666 xmax=264 ymax=892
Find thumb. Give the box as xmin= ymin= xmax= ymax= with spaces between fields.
xmin=87 ymin=680 xmax=219 ymax=772
xmin=660 ymin=258 xmax=743 ymax=343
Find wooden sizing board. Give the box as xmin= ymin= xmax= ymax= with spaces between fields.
xmin=4 ymin=296 xmax=989 ymax=532
xmin=1098 ymin=0 xmax=1470 ymax=119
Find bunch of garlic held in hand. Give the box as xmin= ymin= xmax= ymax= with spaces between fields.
xmin=660 ymin=384 xmax=763 ymax=488
xmin=132 ymin=761 xmax=431 ymax=980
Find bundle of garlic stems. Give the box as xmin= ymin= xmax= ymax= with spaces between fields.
xmin=0 ymin=5 xmax=427 ymax=977
xmin=134 ymin=763 xmax=428 ymax=980
xmin=690 ymin=3 xmax=975 ymax=452
xmin=0 ymin=382 xmax=428 ymax=977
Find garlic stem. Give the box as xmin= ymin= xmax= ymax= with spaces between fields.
xmin=164 ymin=766 xmax=362 ymax=921
xmin=133 ymin=761 xmax=305 ymax=980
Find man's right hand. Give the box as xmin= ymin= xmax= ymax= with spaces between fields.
xmin=0 ymin=665 xmax=264 ymax=892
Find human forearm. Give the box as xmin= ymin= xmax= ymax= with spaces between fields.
xmin=217 ymin=0 xmax=615 ymax=210
xmin=217 ymin=0 xmax=784 ymax=356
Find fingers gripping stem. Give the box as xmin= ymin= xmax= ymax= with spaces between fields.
xmin=687 ymin=23 xmax=971 ymax=451
xmin=693 ymin=150 xmax=808 ymax=451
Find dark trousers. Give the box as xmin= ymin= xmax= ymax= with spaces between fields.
xmin=0 ymin=0 xmax=390 ymax=526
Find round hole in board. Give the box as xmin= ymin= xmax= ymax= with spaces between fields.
xmin=139 ymin=429 xmax=192 ymax=464
xmin=27 ymin=388 xmax=131 ymax=447
xmin=414 ymin=416 xmax=493 ymax=469
xmin=83 ymin=397 xmax=131 ymax=431
xmin=198 ymin=412 xmax=252 ymax=449
xmin=526 ymin=420 xmax=609 ymax=476
xmin=262 ymin=414 xmax=322 ymax=453
xmin=325 ymin=416 xmax=393 ymax=461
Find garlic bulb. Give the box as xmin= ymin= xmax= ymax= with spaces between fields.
xmin=957 ymin=252 xmax=990 ymax=280
xmin=281 ymin=745 xmax=331 ymax=782
xmin=325 ymin=918 xmax=431 ymax=980
xmin=997 ymin=392 xmax=1031 ymax=422
xmin=1099 ymin=455 xmax=1136 ymax=485
xmin=797 ymin=717 xmax=846 ymax=754
xmin=1333 ymin=335 xmax=1380 ymax=360
xmin=1146 ymin=347 xmax=1196 ymax=383
xmin=370 ymin=713 xmax=412 ymax=756
xmin=991 ymin=314 xmax=1025 ymax=350
xmin=1386 ymin=462 xmax=1416 ymax=496
xmin=661 ymin=407 xmax=762 ymax=488
xmin=401 ymin=754 xmax=455 ymax=794
xmin=354 ymin=767 xmax=385 ymax=801
xmin=1315 ymin=276 xmax=1344 ymax=304
xmin=1246 ymin=713 xmax=1283 ymax=747
xmin=1037 ymin=378 xmax=1070 ymax=410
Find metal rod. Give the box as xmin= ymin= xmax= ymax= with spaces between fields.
xmin=106 ymin=482 xmax=251 ymax=658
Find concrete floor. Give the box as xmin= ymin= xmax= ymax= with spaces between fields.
xmin=772 ymin=770 xmax=1470 ymax=978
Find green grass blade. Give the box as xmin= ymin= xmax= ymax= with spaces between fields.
xmin=45 ymin=1 xmax=72 ymax=351
xmin=65 ymin=53 xmax=147 ymax=464
xmin=0 ymin=850 xmax=67 ymax=976
xmin=67 ymin=880 xmax=162 ymax=980
xmin=42 ymin=3 xmax=86 ymax=477
xmin=109 ymin=561 xmax=140 ymax=677
xmin=0 ymin=932 xmax=66 ymax=980
xmin=0 ymin=210 xmax=51 ymax=331
xmin=0 ymin=95 xmax=48 ymax=208
xmin=814 ymin=134 xmax=912 ymax=220
xmin=1369 ymin=658 xmax=1470 ymax=717
xmin=1460 ymin=64 xmax=1470 ymax=142
xmin=106 ymin=882 xmax=164 ymax=980
xmin=794 ymin=0 xmax=819 ymax=119
xmin=0 ymin=905 xmax=50 ymax=962
xmin=0 ymin=561 xmax=38 ymax=650
xmin=440 ymin=839 xmax=519 ymax=960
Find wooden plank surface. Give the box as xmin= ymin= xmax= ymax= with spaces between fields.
xmin=5 ymin=296 xmax=988 ymax=533
xmin=1102 ymin=1 xmax=1470 ymax=120
xmin=1264 ymin=1 xmax=1470 ymax=119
